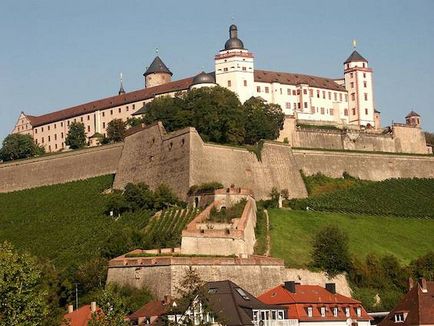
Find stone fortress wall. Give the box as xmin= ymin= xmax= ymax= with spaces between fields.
xmin=106 ymin=256 xmax=351 ymax=300
xmin=0 ymin=122 xmax=434 ymax=194
xmin=278 ymin=117 xmax=431 ymax=154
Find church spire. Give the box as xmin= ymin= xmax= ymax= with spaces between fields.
xmin=118 ymin=73 xmax=126 ymax=95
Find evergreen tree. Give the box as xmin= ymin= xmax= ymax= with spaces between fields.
xmin=0 ymin=133 xmax=45 ymax=161
xmin=65 ymin=122 xmax=86 ymax=149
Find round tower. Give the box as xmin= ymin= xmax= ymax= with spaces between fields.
xmin=190 ymin=71 xmax=217 ymax=90
xmin=143 ymin=56 xmax=173 ymax=88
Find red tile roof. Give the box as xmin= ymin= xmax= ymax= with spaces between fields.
xmin=26 ymin=77 xmax=194 ymax=127
xmin=254 ymin=70 xmax=346 ymax=92
xmin=128 ymin=299 xmax=171 ymax=321
xmin=379 ymin=280 xmax=434 ymax=326
xmin=62 ymin=305 xmax=101 ymax=326
xmin=24 ymin=69 xmax=344 ymax=128
xmin=259 ymin=284 xmax=371 ymax=322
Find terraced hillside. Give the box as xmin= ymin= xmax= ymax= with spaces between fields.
xmin=143 ymin=207 xmax=200 ymax=248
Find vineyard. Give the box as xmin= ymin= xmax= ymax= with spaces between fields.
xmin=289 ymin=178 xmax=434 ymax=218
xmin=143 ymin=207 xmax=200 ymax=248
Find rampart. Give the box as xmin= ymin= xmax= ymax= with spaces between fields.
xmin=0 ymin=143 xmax=123 ymax=193
xmin=106 ymin=255 xmax=350 ymax=299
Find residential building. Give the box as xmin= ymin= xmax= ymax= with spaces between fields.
xmin=62 ymin=302 xmax=100 ymax=326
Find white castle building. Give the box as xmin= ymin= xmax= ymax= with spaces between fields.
xmin=13 ymin=24 xmax=385 ymax=152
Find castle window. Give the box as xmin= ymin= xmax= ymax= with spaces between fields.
xmin=35 ymin=139 xmax=38 ymax=144
xmin=334 ymin=92 xmax=337 ymax=101
xmin=345 ymin=307 xmax=350 ymax=317
xmin=322 ymin=91 xmax=326 ymax=99
xmin=350 ymin=72 xmax=353 ymax=78
xmin=118 ymin=108 xmax=121 ymax=113
xmin=330 ymin=108 xmax=334 ymax=115
xmin=74 ymin=119 xmax=76 ymax=122
xmin=320 ymin=307 xmax=326 ymax=317
xmin=303 ymin=89 xmax=307 ymax=95
xmin=54 ymin=124 xmax=57 ymax=129
xmin=365 ymin=108 xmax=368 ymax=115
xmin=294 ymin=103 xmax=297 ymax=110
xmin=54 ymin=134 xmax=57 ymax=141
xmin=42 ymin=137 xmax=44 ymax=143
xmin=363 ymin=72 xmax=366 ymax=78
xmin=280 ymin=88 xmax=282 ymax=94
xmin=41 ymin=127 xmax=44 ymax=132
xmin=243 ymin=80 xmax=247 ymax=87
xmin=286 ymin=102 xmax=291 ymax=109
xmin=307 ymin=307 xmax=313 ymax=318
xmin=110 ymin=110 xmax=113 ymax=115
xmin=351 ymin=93 xmax=355 ymax=101
xmin=340 ymin=93 xmax=343 ymax=101
xmin=297 ymin=90 xmax=300 ymax=95
xmin=287 ymin=89 xmax=291 ymax=95
xmin=328 ymin=92 xmax=331 ymax=100
xmin=242 ymin=66 xmax=246 ymax=71
xmin=363 ymin=63 xmax=366 ymax=68
xmin=48 ymin=145 xmax=51 ymax=151
xmin=304 ymin=102 xmax=308 ymax=108
xmin=48 ymin=126 xmax=50 ymax=131
xmin=102 ymin=112 xmax=105 ymax=117
xmin=257 ymin=86 xmax=261 ymax=92
xmin=35 ymin=129 xmax=38 ymax=134
xmin=311 ymin=107 xmax=315 ymax=114
xmin=80 ymin=117 xmax=83 ymax=122
xmin=333 ymin=307 xmax=338 ymax=317
xmin=356 ymin=307 xmax=361 ymax=317
xmin=394 ymin=313 xmax=404 ymax=322
xmin=55 ymin=144 xmax=58 ymax=150
xmin=292 ymin=90 xmax=296 ymax=95
xmin=228 ymin=80 xmax=232 ymax=87
xmin=350 ymin=82 xmax=354 ymax=88
xmin=364 ymin=93 xmax=368 ymax=101
xmin=364 ymin=81 xmax=367 ymax=88
xmin=103 ymin=122 xmax=106 ymax=128
xmin=317 ymin=90 xmax=320 ymax=98
xmin=309 ymin=89 xmax=313 ymax=97
xmin=87 ymin=126 xmax=90 ymax=132
xmin=265 ymin=87 xmax=269 ymax=93
xmin=321 ymin=107 xmax=325 ymax=115
xmin=224 ymin=67 xmax=228 ymax=72
xmin=126 ymin=106 xmax=129 ymax=112
xmin=345 ymin=94 xmax=348 ymax=102
xmin=61 ymin=122 xmax=63 ymax=127
xmin=133 ymin=104 xmax=135 ymax=109
xmin=352 ymin=108 xmax=356 ymax=115
xmin=297 ymin=103 xmax=301 ymax=109
xmin=48 ymin=136 xmax=50 ymax=141
xmin=61 ymin=132 xmax=64 ymax=138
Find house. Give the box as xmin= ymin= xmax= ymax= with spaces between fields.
xmin=62 ymin=302 xmax=100 ymax=326
xmin=258 ymin=281 xmax=372 ymax=326
xmin=127 ymin=296 xmax=175 ymax=325
xmin=164 ymin=280 xmax=293 ymax=325
xmin=378 ymin=278 xmax=434 ymax=326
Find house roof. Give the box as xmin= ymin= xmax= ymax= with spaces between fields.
xmin=379 ymin=280 xmax=434 ymax=326
xmin=254 ymin=70 xmax=346 ymax=91
xmin=128 ymin=299 xmax=172 ymax=321
xmin=259 ymin=284 xmax=371 ymax=321
xmin=344 ymin=50 xmax=368 ymax=64
xmin=62 ymin=305 xmax=101 ymax=326
xmin=23 ymin=69 xmax=344 ymax=127
xmin=204 ymin=280 xmax=284 ymax=326
xmin=406 ymin=110 xmax=420 ymax=118
xmin=144 ymin=56 xmax=173 ymax=76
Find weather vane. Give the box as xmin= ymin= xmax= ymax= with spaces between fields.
xmin=352 ymin=39 xmax=357 ymax=49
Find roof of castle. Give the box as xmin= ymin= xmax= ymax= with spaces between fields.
xmin=24 ymin=70 xmax=344 ymax=127
xmin=344 ymin=50 xmax=368 ymax=64
xmin=191 ymin=71 xmax=216 ymax=85
xmin=406 ymin=110 xmax=420 ymax=118
xmin=143 ymin=56 xmax=173 ymax=76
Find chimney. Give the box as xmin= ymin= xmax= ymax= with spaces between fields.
xmin=408 ymin=277 xmax=414 ymax=290
xmin=68 ymin=305 xmax=74 ymax=313
xmin=325 ymin=283 xmax=336 ymax=294
xmin=419 ymin=278 xmax=428 ymax=293
xmin=284 ymin=281 xmax=296 ymax=293
xmin=91 ymin=302 xmax=97 ymax=313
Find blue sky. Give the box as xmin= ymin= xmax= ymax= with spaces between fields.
xmin=1 ymin=0 xmax=433 ymax=143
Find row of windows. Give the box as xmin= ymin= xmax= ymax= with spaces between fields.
xmin=256 ymin=86 xmax=348 ymax=102
xmin=306 ymin=306 xmax=362 ymax=318
xmin=349 ymin=81 xmax=369 ymax=88
xmin=349 ymin=72 xmax=368 ymax=79
xmin=345 ymin=63 xmax=367 ymax=69
xmin=220 ymin=66 xmax=251 ymax=72
xmin=227 ymin=80 xmax=249 ymax=87
xmin=350 ymin=93 xmax=369 ymax=101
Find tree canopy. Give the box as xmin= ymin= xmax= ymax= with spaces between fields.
xmin=142 ymin=86 xmax=284 ymax=145
xmin=65 ymin=122 xmax=86 ymax=149
xmin=107 ymin=119 xmax=127 ymax=143
xmin=0 ymin=242 xmax=48 ymax=325
xmin=0 ymin=133 xmax=45 ymax=162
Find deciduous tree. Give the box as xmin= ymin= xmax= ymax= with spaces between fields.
xmin=0 ymin=133 xmax=45 ymax=161
xmin=107 ymin=119 xmax=127 ymax=143
xmin=65 ymin=122 xmax=86 ymax=149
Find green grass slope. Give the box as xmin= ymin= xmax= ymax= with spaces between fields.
xmin=269 ymin=209 xmax=434 ymax=268
xmin=0 ymin=175 xmax=150 ymax=269
xmin=291 ymin=177 xmax=434 ymax=218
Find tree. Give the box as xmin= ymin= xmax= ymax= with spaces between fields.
xmin=0 ymin=133 xmax=45 ymax=161
xmin=243 ymin=97 xmax=285 ymax=144
xmin=88 ymin=285 xmax=131 ymax=326
xmin=311 ymin=225 xmax=352 ymax=276
xmin=410 ymin=251 xmax=434 ymax=280
xmin=0 ymin=242 xmax=48 ymax=325
xmin=75 ymin=257 xmax=108 ymax=294
xmin=65 ymin=122 xmax=86 ymax=149
xmin=107 ymin=119 xmax=127 ymax=143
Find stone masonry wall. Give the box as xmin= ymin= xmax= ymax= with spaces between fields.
xmin=0 ymin=143 xmax=123 ymax=192
xmin=293 ymin=149 xmax=434 ymax=180
xmin=106 ymin=256 xmax=351 ymax=299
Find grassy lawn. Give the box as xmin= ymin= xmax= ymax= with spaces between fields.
xmin=0 ymin=175 xmax=149 ymax=269
xmin=269 ymin=208 xmax=434 ymax=268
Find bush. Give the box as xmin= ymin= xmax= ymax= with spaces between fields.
xmin=0 ymin=133 xmax=45 ymax=161
xmin=311 ymin=225 xmax=352 ymax=276
xmin=107 ymin=119 xmax=127 ymax=143
xmin=188 ymin=182 xmax=224 ymax=195
xmin=65 ymin=122 xmax=86 ymax=149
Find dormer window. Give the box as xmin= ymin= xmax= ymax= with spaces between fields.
xmin=356 ymin=307 xmax=361 ymax=317
xmin=333 ymin=307 xmax=338 ymax=317
xmin=345 ymin=307 xmax=350 ymax=317
xmin=320 ymin=306 xmax=326 ymax=317
xmin=307 ymin=307 xmax=313 ymax=317
xmin=394 ymin=313 xmax=405 ymax=323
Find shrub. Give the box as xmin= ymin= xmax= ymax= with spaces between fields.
xmin=65 ymin=122 xmax=86 ymax=149
xmin=0 ymin=133 xmax=45 ymax=161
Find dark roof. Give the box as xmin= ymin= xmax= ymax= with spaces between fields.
xmin=128 ymin=299 xmax=172 ymax=321
xmin=254 ymin=70 xmax=346 ymax=91
xmin=344 ymin=50 xmax=368 ymax=64
xmin=204 ymin=280 xmax=283 ymax=326
xmin=406 ymin=110 xmax=420 ymax=118
xmin=144 ymin=56 xmax=173 ymax=76
xmin=26 ymin=77 xmax=193 ymax=127
xmin=191 ymin=71 xmax=216 ymax=85
xmin=379 ymin=279 xmax=434 ymax=326
xmin=224 ymin=24 xmax=245 ymax=50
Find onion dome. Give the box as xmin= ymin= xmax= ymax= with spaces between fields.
xmin=192 ymin=71 xmax=216 ymax=85
xmin=224 ymin=24 xmax=245 ymax=50
xmin=143 ymin=56 xmax=173 ymax=76
xmin=344 ymin=50 xmax=368 ymax=64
